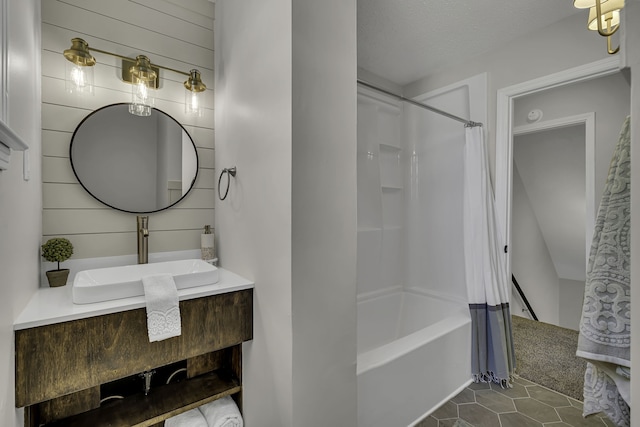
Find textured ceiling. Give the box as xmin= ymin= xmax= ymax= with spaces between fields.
xmin=358 ymin=0 xmax=582 ymax=85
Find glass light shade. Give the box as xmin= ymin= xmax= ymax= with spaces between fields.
xmin=574 ymin=0 xmax=608 ymax=9
xmin=587 ymin=0 xmax=623 ymax=30
xmin=185 ymin=88 xmax=203 ymax=117
xmin=65 ymin=61 xmax=94 ymax=95
xmin=184 ymin=69 xmax=206 ymax=117
xmin=129 ymin=79 xmax=156 ymax=117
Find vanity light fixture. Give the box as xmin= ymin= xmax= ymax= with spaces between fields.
xmin=573 ymin=0 xmax=625 ymax=54
xmin=63 ymin=37 xmax=207 ymax=117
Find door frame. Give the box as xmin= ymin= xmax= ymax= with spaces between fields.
xmin=494 ymin=56 xmax=620 ymax=283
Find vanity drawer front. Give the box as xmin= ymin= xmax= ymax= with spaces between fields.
xmin=15 ymin=289 xmax=253 ymax=407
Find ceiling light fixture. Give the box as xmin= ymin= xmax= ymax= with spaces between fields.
xmin=574 ymin=0 xmax=624 ymax=54
xmin=63 ymin=38 xmax=207 ymax=117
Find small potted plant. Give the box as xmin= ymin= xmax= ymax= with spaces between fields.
xmin=41 ymin=237 xmax=74 ymax=287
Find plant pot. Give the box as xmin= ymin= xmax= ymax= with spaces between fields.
xmin=46 ymin=269 xmax=70 ymax=287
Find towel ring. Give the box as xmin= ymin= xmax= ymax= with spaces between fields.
xmin=218 ymin=167 xmax=237 ymax=200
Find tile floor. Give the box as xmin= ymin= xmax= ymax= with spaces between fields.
xmin=415 ymin=376 xmax=615 ymax=427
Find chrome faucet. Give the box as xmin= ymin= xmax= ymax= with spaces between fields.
xmin=137 ymin=215 xmax=149 ymax=264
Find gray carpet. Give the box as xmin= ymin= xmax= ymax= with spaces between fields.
xmin=511 ymin=315 xmax=586 ymax=401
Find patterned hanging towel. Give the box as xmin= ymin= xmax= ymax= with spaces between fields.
xmin=577 ymin=116 xmax=631 ymax=427
xmin=463 ymin=125 xmax=516 ymax=386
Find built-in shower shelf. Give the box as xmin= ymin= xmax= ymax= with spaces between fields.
xmin=381 ymin=185 xmax=403 ymax=191
xmin=358 ymin=226 xmax=383 ymax=233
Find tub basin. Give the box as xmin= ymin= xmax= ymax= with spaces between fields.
xmin=72 ymin=259 xmax=219 ymax=304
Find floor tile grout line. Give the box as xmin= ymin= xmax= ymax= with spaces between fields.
xmin=521 ymin=379 xmax=584 ymax=404
xmin=426 ymin=377 xmax=607 ymax=427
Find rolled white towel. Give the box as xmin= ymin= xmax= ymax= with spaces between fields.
xmin=199 ymin=396 xmax=244 ymax=427
xmin=165 ymin=408 xmax=208 ymax=427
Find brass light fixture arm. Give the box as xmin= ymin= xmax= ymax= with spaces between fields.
xmin=88 ymin=46 xmax=189 ymax=76
xmin=86 ymin=46 xmax=131 ymax=62
xmin=593 ymin=1 xmax=620 ymax=55
xmin=594 ymin=0 xmax=619 ymax=37
xmin=69 ymin=38 xmax=206 ymax=90
xmin=607 ymin=35 xmax=620 ymax=54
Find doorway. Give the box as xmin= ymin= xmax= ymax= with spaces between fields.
xmin=511 ymin=119 xmax=591 ymax=329
xmin=495 ymin=58 xmax=630 ymax=329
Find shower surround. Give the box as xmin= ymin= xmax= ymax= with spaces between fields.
xmin=356 ymin=74 xmax=487 ymax=427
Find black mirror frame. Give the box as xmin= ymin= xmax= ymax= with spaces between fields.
xmin=69 ymin=103 xmax=199 ymax=214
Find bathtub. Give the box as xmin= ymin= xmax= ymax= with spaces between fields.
xmin=357 ymin=289 xmax=472 ymax=427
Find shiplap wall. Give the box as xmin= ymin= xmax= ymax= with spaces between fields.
xmin=41 ymin=0 xmax=215 ymax=259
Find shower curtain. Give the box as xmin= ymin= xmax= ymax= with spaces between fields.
xmin=463 ymin=125 xmax=515 ymax=386
xmin=577 ymin=116 xmax=631 ymax=427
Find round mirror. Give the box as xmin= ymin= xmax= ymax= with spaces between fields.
xmin=70 ymin=104 xmax=199 ymax=213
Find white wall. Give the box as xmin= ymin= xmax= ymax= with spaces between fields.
xmin=214 ymin=1 xmax=293 ymax=425
xmin=511 ymin=165 xmax=559 ymax=324
xmin=290 ymin=0 xmax=357 ymax=424
xmin=215 ymin=0 xmax=357 ymax=425
xmin=403 ymin=12 xmax=608 ymax=184
xmin=41 ymin=0 xmax=215 ymax=260
xmin=514 ymin=126 xmax=587 ymax=282
xmin=0 ymin=1 xmax=41 ymax=425
xmin=513 ymin=73 xmax=630 ymax=201
xmin=558 ymin=278 xmax=585 ymax=331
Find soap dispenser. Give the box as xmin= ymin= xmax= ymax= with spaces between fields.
xmin=201 ymin=225 xmax=216 ymax=264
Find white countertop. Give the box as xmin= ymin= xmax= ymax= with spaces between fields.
xmin=14 ymin=268 xmax=254 ymax=330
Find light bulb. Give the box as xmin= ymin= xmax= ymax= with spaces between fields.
xmin=185 ymin=89 xmax=203 ymax=117
xmin=184 ymin=69 xmax=206 ymax=117
xmin=65 ymin=62 xmax=94 ymax=95
xmin=129 ymin=80 xmax=155 ymax=117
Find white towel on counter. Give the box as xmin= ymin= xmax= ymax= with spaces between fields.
xmin=199 ymin=396 xmax=244 ymax=427
xmin=165 ymin=408 xmax=208 ymax=427
xmin=142 ymin=274 xmax=181 ymax=342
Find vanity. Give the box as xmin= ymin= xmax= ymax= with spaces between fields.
xmin=14 ymin=268 xmax=253 ymax=427
xmin=15 ymin=94 xmax=246 ymax=425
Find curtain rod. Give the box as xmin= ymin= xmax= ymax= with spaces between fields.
xmin=357 ymin=80 xmax=482 ymax=128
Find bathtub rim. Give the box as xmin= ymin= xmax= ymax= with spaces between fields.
xmin=356 ymin=288 xmax=470 ymax=376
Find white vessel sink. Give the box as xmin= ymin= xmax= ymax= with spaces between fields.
xmin=72 ymin=259 xmax=219 ymax=304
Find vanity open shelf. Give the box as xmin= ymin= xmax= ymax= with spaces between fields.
xmin=47 ymin=367 xmax=240 ymax=427
xmin=15 ymin=285 xmax=253 ymax=427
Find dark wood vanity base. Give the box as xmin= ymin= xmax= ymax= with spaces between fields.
xmin=16 ymin=290 xmax=253 ymax=427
